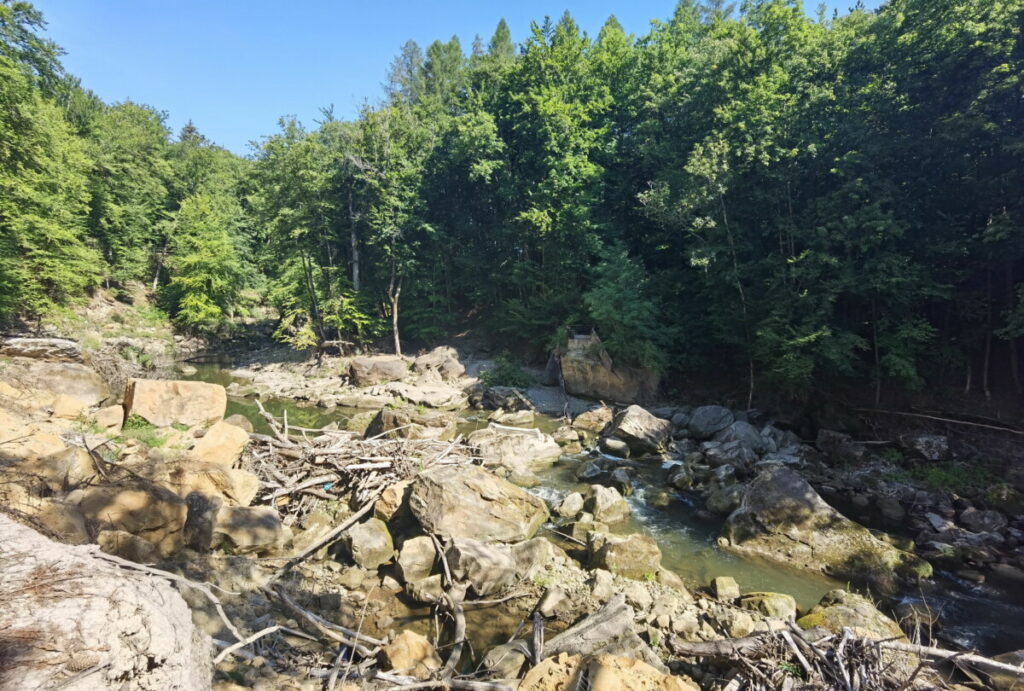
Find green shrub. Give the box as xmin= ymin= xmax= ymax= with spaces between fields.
xmin=479 ymin=352 xmax=532 ymax=388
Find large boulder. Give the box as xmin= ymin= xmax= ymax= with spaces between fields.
xmin=560 ymin=335 xmax=659 ymax=403
xmin=468 ymin=423 xmax=561 ymax=473
xmin=191 ymin=420 xmax=249 ymax=467
xmin=714 ymin=420 xmax=769 ymax=455
xmin=342 ymin=517 xmax=394 ymax=568
xmin=447 ymin=538 xmax=517 ymax=596
xmin=0 ymin=356 xmax=109 ymax=406
xmin=12 ymin=444 xmax=96 ymax=492
xmin=349 ymin=355 xmax=408 ymax=387
xmin=364 ymin=405 xmax=457 ymax=441
xmin=544 ymin=593 xmax=666 ymax=670
xmin=797 ymin=589 xmax=904 ymax=640
xmin=687 ymin=406 xmax=734 ymax=440
xmin=0 ymin=514 xmax=211 ymax=690
xmin=408 ymin=465 xmax=548 ymax=543
xmin=899 ymin=433 xmax=950 ymax=462
xmin=606 ymin=405 xmax=671 ymax=455
xmin=386 ymin=382 xmax=468 ymax=410
xmin=588 ymin=532 xmax=662 ymax=580
xmin=519 ymin=653 xmax=698 ymax=691
xmin=413 ymin=346 xmax=465 ymax=381
xmin=76 ymin=483 xmax=188 ymax=557
xmin=124 ymin=378 xmax=226 ymax=427
xmin=379 ymin=630 xmax=442 ymax=679
xmin=573 ymin=406 xmax=614 ymax=434
xmin=585 ymin=484 xmax=631 ymax=524
xmin=740 ymin=592 xmax=797 ymax=620
xmin=397 ymin=536 xmax=437 ymax=583
xmin=213 ymin=505 xmax=289 ymax=555
xmin=722 ymin=467 xmax=931 ymax=590
xmin=0 ymin=336 xmax=82 ymax=361
xmin=165 ymin=461 xmax=259 ymax=506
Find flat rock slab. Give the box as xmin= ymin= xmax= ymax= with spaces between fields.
xmin=408 ymin=465 xmax=548 ymax=543
xmin=124 ymin=378 xmax=226 ymax=427
xmin=0 ymin=514 xmax=212 ymax=690
xmin=0 ymin=356 xmax=109 ymax=406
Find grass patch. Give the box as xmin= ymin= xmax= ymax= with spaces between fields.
xmin=121 ymin=414 xmax=167 ymax=448
xmin=885 ymin=461 xmax=997 ymax=493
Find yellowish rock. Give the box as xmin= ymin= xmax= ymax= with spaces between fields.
xmin=374 ymin=480 xmax=411 ymax=521
xmin=98 ymin=529 xmax=160 ymax=563
xmin=0 ymin=483 xmax=90 ymax=545
xmin=191 ymin=421 xmax=249 ymax=467
xmin=584 ymin=654 xmax=699 ymax=691
xmin=76 ymin=484 xmax=187 ymax=557
xmin=1 ymin=430 xmax=66 ymax=461
xmin=379 ymin=630 xmax=442 ymax=679
xmin=165 ymin=461 xmax=260 ymax=506
xmin=94 ymin=404 xmax=125 ymax=432
xmin=123 ymin=378 xmax=226 ymax=427
xmin=520 ymin=653 xmax=698 ymax=691
xmin=17 ymin=446 xmax=96 ymax=491
xmin=51 ymin=394 xmax=87 ymax=420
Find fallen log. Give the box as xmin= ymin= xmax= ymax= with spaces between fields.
xmin=880 ymin=640 xmax=1024 ymax=679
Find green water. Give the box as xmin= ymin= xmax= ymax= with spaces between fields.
xmin=533 ymin=458 xmax=842 ymax=610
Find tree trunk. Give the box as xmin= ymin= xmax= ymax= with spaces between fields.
xmin=301 ymin=252 xmax=324 ymax=344
xmin=349 ymin=188 xmax=360 ymax=291
xmin=872 ymin=300 xmax=881 ymax=406
xmin=984 ymin=266 xmax=993 ymax=399
xmin=151 ymin=241 xmax=167 ymax=292
xmin=720 ymin=193 xmax=754 ymax=408
xmin=389 ymin=262 xmax=402 ymax=357
xmin=1007 ymin=264 xmax=1021 ymax=394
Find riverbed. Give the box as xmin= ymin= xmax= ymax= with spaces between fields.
xmin=187 ymin=363 xmax=1024 ymax=655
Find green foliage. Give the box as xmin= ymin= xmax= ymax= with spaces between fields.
xmin=161 ymin=192 xmax=249 ymax=332
xmin=479 ymin=353 xmax=532 ymax=388
xmin=4 ymin=0 xmax=1024 ymax=405
xmin=121 ymin=414 xmax=167 ymax=447
xmin=583 ymin=245 xmax=667 ymax=372
xmin=86 ymin=101 xmax=172 ymax=286
xmin=0 ymin=56 xmax=101 ymax=322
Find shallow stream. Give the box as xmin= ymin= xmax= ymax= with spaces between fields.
xmin=187 ymin=363 xmax=1024 ymax=655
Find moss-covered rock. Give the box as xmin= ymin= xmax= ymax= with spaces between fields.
xmin=721 ymin=467 xmax=931 ymax=592
xmin=797 ymin=589 xmax=904 ymax=641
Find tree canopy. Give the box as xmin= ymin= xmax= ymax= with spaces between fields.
xmin=2 ymin=0 xmax=1023 ymax=403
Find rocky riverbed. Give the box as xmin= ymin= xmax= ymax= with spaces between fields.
xmin=2 ymin=337 xmax=1024 ymax=689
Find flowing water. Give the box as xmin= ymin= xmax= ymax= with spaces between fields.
xmin=187 ymin=363 xmax=1024 ymax=655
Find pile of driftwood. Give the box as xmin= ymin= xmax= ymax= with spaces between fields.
xmin=232 ymin=404 xmax=514 ymax=689
xmin=248 ymin=400 xmax=473 ymax=514
xmin=670 ymin=625 xmax=1024 ymax=690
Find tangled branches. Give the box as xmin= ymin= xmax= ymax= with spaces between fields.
xmin=669 ymin=624 xmax=1024 ymax=690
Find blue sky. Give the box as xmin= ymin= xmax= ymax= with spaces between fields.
xmin=36 ymin=0 xmax=881 ymax=155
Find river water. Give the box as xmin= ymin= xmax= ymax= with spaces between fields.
xmin=188 ymin=364 xmax=1024 ymax=655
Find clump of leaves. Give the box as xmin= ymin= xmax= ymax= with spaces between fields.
xmin=479 ymin=352 xmax=532 ymax=388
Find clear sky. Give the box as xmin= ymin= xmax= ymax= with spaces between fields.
xmin=35 ymin=0 xmax=882 ymax=155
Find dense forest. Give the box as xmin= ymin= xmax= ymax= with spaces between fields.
xmin=1 ymin=0 xmax=1022 ymax=404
